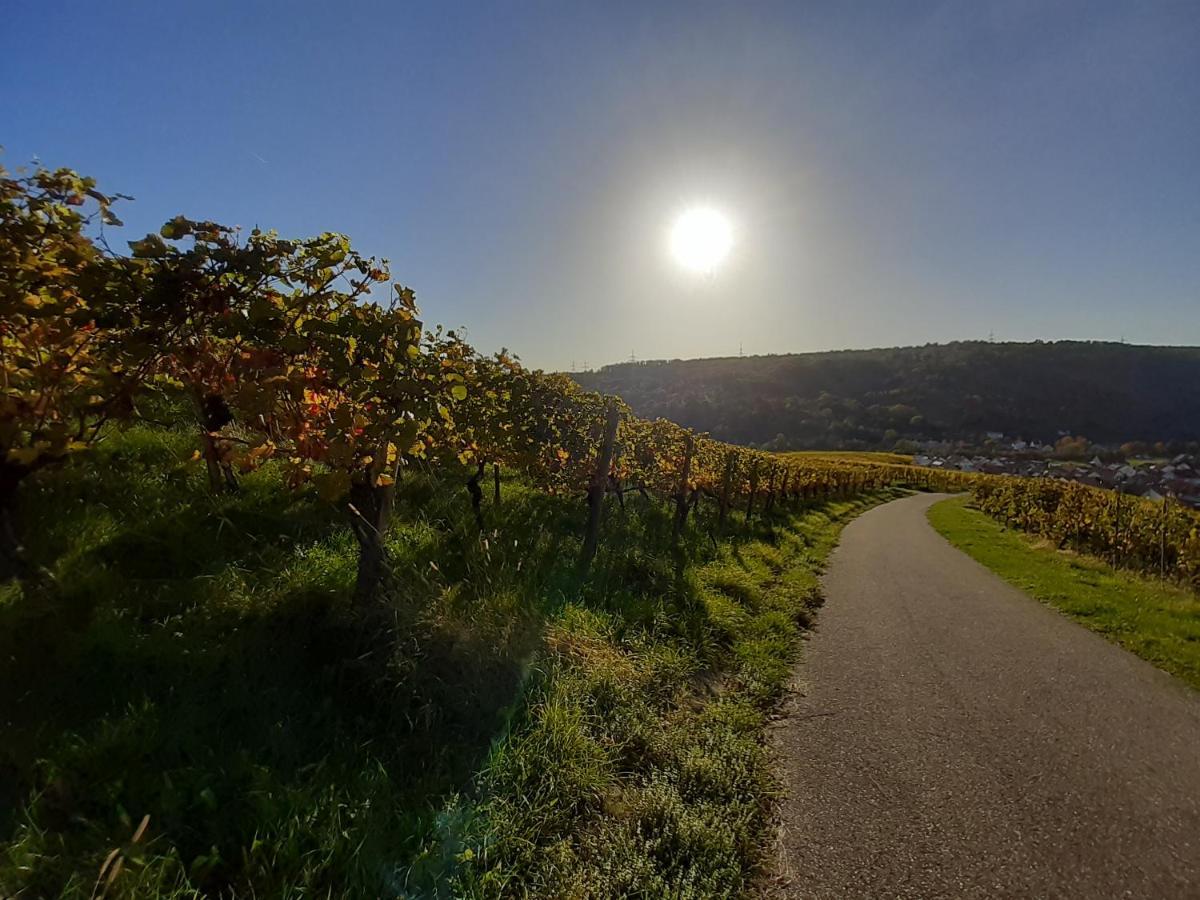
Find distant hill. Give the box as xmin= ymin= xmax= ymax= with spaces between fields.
xmin=571 ymin=342 xmax=1200 ymax=451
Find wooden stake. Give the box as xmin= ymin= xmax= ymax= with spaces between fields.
xmin=717 ymin=450 xmax=736 ymax=534
xmin=672 ymin=433 xmax=696 ymax=543
xmin=580 ymin=399 xmax=621 ymax=572
xmin=466 ymin=460 xmax=485 ymax=529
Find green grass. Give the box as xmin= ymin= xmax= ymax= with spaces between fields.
xmin=928 ymin=495 xmax=1200 ymax=690
xmin=0 ymin=424 xmax=900 ymax=898
xmin=450 ymin=492 xmax=898 ymax=898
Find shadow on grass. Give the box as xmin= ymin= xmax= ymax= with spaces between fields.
xmin=0 ymin=429 xmax=862 ymax=897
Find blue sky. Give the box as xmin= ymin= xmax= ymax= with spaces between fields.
xmin=4 ymin=1 xmax=1197 ymax=369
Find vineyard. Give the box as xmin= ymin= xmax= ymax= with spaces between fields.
xmin=0 ymin=163 xmax=974 ymax=605
xmin=971 ymin=477 xmax=1200 ymax=586
xmin=4 ymin=163 xmax=1199 ymax=897
xmin=1 ymin=162 xmax=983 ymax=898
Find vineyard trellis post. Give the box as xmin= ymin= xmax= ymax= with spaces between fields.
xmin=672 ymin=432 xmax=696 ymax=544
xmin=466 ymin=461 xmax=485 ymax=529
xmin=579 ymin=399 xmax=621 ymax=572
xmin=717 ymin=450 xmax=736 ymax=534
xmin=1160 ymin=494 xmax=1169 ymax=581
xmin=493 ymin=463 xmax=501 ymax=507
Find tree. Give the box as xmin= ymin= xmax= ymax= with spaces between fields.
xmin=1054 ymin=435 xmax=1089 ymax=460
xmin=0 ymin=165 xmax=153 ymax=578
xmin=1119 ymin=441 xmax=1147 ymax=459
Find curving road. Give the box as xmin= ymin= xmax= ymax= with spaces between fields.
xmin=773 ymin=492 xmax=1200 ymax=899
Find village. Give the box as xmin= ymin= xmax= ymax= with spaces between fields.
xmin=912 ymin=438 xmax=1200 ymax=509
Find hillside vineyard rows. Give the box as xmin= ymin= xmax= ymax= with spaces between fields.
xmin=972 ymin=477 xmax=1200 ymax=584
xmin=1 ymin=165 xmax=969 ymax=596
xmin=4 ymin=164 xmax=1200 ymax=599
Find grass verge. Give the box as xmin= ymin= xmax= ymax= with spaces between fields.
xmin=444 ymin=489 xmax=904 ymax=898
xmin=927 ymin=495 xmax=1200 ymax=690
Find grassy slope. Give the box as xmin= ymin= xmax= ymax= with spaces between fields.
xmin=927 ymin=495 xmax=1200 ymax=690
xmin=0 ymin=425 xmax=897 ymax=898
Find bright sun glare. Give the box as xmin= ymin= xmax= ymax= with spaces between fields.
xmin=669 ymin=206 xmax=733 ymax=274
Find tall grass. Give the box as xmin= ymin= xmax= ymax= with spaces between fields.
xmin=446 ymin=493 xmax=894 ymax=898
xmin=0 ymin=426 xmax=898 ymax=897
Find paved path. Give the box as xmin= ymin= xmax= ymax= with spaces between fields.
xmin=773 ymin=492 xmax=1200 ymax=899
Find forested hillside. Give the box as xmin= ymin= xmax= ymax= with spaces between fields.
xmin=572 ymin=342 xmax=1200 ymax=450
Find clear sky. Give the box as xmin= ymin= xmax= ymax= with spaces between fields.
xmin=4 ymin=1 xmax=1198 ymax=370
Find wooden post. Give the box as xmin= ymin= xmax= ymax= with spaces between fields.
xmin=745 ymin=459 xmax=760 ymax=523
xmin=466 ymin=460 xmax=485 ymax=529
xmin=764 ymin=466 xmax=777 ymax=515
xmin=1160 ymin=494 xmax=1169 ymax=581
xmin=493 ymin=462 xmax=501 ymax=506
xmin=779 ymin=468 xmax=791 ymax=508
xmin=672 ymin=433 xmax=696 ymax=543
xmin=717 ymin=450 xmax=736 ymax=534
xmin=580 ymin=399 xmax=621 ymax=572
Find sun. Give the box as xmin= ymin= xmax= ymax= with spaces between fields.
xmin=669 ymin=206 xmax=733 ymax=274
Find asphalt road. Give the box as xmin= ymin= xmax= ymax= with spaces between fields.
xmin=772 ymin=492 xmax=1200 ymax=899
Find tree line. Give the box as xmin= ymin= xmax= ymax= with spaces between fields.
xmin=573 ymin=342 xmax=1200 ymax=450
